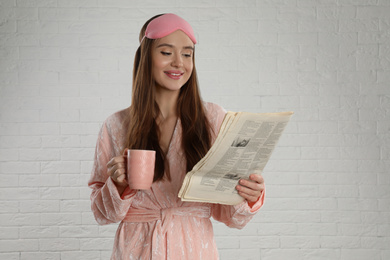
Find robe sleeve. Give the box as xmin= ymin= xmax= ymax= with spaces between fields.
xmin=88 ymin=120 xmax=137 ymax=225
xmin=211 ymin=189 xmax=265 ymax=229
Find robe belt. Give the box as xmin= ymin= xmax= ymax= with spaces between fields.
xmin=123 ymin=206 xmax=211 ymax=234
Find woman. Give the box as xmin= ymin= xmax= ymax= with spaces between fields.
xmin=89 ymin=13 xmax=265 ymax=259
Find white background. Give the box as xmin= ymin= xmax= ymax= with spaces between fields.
xmin=0 ymin=0 xmax=389 ymax=259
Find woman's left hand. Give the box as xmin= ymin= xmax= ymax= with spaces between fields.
xmin=236 ymin=173 xmax=265 ymax=203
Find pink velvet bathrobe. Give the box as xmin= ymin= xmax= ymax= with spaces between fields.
xmin=88 ymin=102 xmax=265 ymax=260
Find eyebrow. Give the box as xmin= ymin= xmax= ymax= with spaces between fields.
xmin=156 ymin=43 xmax=194 ymax=51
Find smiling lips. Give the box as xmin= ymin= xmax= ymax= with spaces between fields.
xmin=164 ymin=70 xmax=184 ymax=80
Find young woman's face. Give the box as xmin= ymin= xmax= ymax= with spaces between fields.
xmin=151 ymin=30 xmax=194 ymax=93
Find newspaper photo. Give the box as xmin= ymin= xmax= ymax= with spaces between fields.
xmin=178 ymin=111 xmax=294 ymax=205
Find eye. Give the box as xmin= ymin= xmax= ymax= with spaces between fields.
xmin=161 ymin=51 xmax=171 ymax=56
xmin=183 ymin=53 xmax=192 ymax=58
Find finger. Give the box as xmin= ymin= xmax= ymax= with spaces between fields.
xmin=116 ymin=172 xmax=127 ymax=183
xmin=249 ymin=174 xmax=264 ymax=184
xmin=238 ymin=179 xmax=264 ymax=193
xmin=107 ymin=156 xmax=125 ymax=168
xmin=237 ymin=189 xmax=259 ymax=203
xmin=108 ymin=162 xmax=126 ymax=174
xmin=236 ymin=183 xmax=261 ymax=197
xmin=111 ymin=168 xmax=126 ymax=182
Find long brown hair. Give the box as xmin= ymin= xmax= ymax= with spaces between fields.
xmin=124 ymin=14 xmax=212 ymax=182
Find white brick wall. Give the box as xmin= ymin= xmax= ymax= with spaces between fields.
xmin=1 ymin=0 xmax=389 ymax=259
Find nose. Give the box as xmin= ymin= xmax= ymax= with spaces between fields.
xmin=171 ymin=54 xmax=183 ymax=67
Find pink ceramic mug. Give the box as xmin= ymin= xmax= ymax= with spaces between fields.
xmin=123 ymin=149 xmax=156 ymax=190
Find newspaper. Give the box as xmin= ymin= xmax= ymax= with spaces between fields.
xmin=178 ymin=111 xmax=293 ymax=205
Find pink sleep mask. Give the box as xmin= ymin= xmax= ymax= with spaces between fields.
xmin=142 ymin=13 xmax=197 ymax=44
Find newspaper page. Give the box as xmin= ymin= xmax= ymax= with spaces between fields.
xmin=178 ymin=111 xmax=293 ymax=205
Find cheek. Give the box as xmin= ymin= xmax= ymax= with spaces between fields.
xmin=186 ymin=61 xmax=194 ymax=74
xmin=152 ymin=59 xmax=164 ymax=72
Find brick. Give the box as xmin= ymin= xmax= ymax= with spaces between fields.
xmin=319 ymin=184 xmax=359 ymax=197
xmin=358 ymin=160 xmax=388 ymax=173
xmin=80 ymin=237 xmax=113 ymax=250
xmin=340 ymin=249 xmax=381 ymax=260
xmin=61 ymin=148 xmax=94 ymax=161
xmin=57 ymin=0 xmax=97 ymax=7
xmin=0 ymin=47 xmax=18 ymax=62
xmin=280 ymin=236 xmax=319 ymax=248
xmin=39 ymin=85 xmax=80 ymax=97
xmin=19 ymin=71 xmax=59 ymax=84
xmin=60 ymin=97 xmax=100 ymax=110
xmin=299 ymin=18 xmax=337 ymax=32
xmin=279 ymin=33 xmax=317 ymax=45
xmin=0 ymin=201 xmax=18 ymax=213
xmin=39 ymin=59 xmax=79 ymax=72
xmin=321 ymin=210 xmax=361 ymax=224
xmin=41 ymin=161 xmax=80 ymax=174
xmin=0 ymin=19 xmax=16 ymax=33
xmin=59 ymin=225 xmax=98 ymax=238
xmin=19 ymin=148 xmax=60 ymax=161
xmin=0 ymin=162 xmax=40 ymax=174
xmin=58 ymin=20 xmax=99 ymax=34
xmin=0 ymin=0 xmax=16 ymax=7
xmin=279 ymin=6 xmax=316 ymax=19
xmin=297 ymin=223 xmax=338 ymax=236
xmin=60 ymin=251 xmax=101 ymax=260
xmin=19 ymin=200 xmax=59 ymax=213
xmin=360 ymin=185 xmax=390 ymax=199
xmin=78 ymin=7 xmax=120 ymax=20
xmin=40 ymin=34 xmax=79 ymax=47
xmin=338 ymin=223 xmax=377 ymax=236
xmin=1 ymin=109 xmax=40 ymax=122
xmin=60 ymin=200 xmax=90 ymax=212
xmin=317 ymin=6 xmax=356 ymax=19
xmin=61 ymin=173 xmax=90 ymax=187
xmin=217 ymin=248 xmax=260 ymax=260
xmin=0 ymin=253 xmax=19 ymax=260
xmin=19 ymin=174 xmax=60 ymax=187
xmin=0 ymin=213 xmax=40 ymax=226
xmin=19 ymin=122 xmax=60 ymax=135
xmin=338 ymin=198 xmax=378 ymax=211
xmin=17 ymin=0 xmax=57 ymax=7
xmin=40 ymin=109 xmax=80 ymax=123
xmin=40 ymin=187 xmax=80 ymax=200
xmin=38 ymin=7 xmax=79 ymax=20
xmin=41 ymin=135 xmax=81 ymax=148
xmin=79 ymin=57 xmax=119 ymax=71
xmin=359 ymin=31 xmax=390 ymax=44
xmin=19 ymin=226 xmax=58 ymax=238
xmin=320 ymin=235 xmax=360 ymax=248
xmin=21 ymin=252 xmax=60 ymax=260
xmin=97 ymin=224 xmax=117 ymax=237
xmin=215 ymin=236 xmax=239 ymax=249
xmin=0 ymin=148 xmax=18 ymax=161
xmin=0 ymin=227 xmax=18 ymax=239
xmin=0 ymin=239 xmax=39 ymax=252
xmin=59 ymin=71 xmax=99 ymax=84
xmin=41 ymin=213 xmax=82 ymax=226
xmin=17 ymin=20 xmax=58 ymax=33
xmin=39 ymin=238 xmax=80 ymax=251
xmin=260 ymin=249 xmax=305 ymax=260
xmin=60 ymin=47 xmax=101 ymax=59
xmin=240 ymin=236 xmax=280 ymax=249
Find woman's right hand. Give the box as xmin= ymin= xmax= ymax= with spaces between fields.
xmin=107 ymin=155 xmax=128 ymax=194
